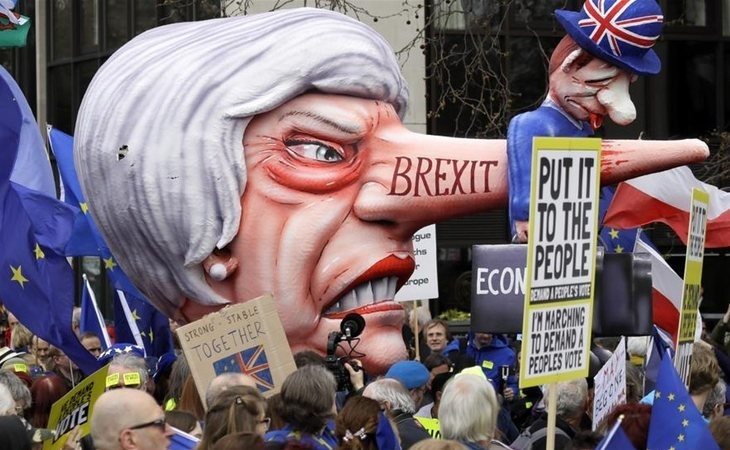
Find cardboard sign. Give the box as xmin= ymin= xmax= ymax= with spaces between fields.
xmin=395 ymin=224 xmax=439 ymax=301
xmin=44 ymin=365 xmax=109 ymax=450
xmin=177 ymin=294 xmax=297 ymax=403
xmin=592 ymin=337 xmax=626 ymax=430
xmin=675 ymin=188 xmax=709 ymax=385
xmin=519 ymin=137 xmax=600 ymax=388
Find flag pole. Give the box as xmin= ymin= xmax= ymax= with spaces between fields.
xmin=35 ymin=0 xmax=47 ymax=143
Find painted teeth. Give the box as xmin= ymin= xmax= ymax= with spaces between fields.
xmin=326 ymin=276 xmax=398 ymax=313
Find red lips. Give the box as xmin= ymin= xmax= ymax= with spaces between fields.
xmin=322 ymin=255 xmax=415 ymax=319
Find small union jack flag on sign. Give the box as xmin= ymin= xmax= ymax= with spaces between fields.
xmin=213 ymin=345 xmax=275 ymax=393
xmin=577 ymin=0 xmax=663 ymax=57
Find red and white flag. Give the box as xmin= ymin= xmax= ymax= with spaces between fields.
xmin=604 ymin=166 xmax=730 ymax=248
xmin=634 ymin=238 xmax=682 ymax=342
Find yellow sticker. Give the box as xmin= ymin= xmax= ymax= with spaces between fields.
xmin=482 ymin=360 xmax=494 ymax=370
xmin=526 ymin=402 xmax=533 ymax=409
xmin=13 ymin=363 xmax=28 ymax=373
xmin=123 ymin=372 xmax=141 ymax=386
xmin=105 ymin=373 xmax=120 ymax=388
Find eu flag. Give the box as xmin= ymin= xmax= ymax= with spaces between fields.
xmin=646 ymin=351 xmax=719 ymax=449
xmin=114 ymin=288 xmax=174 ymax=358
xmin=0 ymin=66 xmax=100 ymax=375
xmin=599 ymin=186 xmax=640 ymax=253
xmin=47 ymin=127 xmax=98 ymax=256
xmin=212 ymin=345 xmax=274 ymax=394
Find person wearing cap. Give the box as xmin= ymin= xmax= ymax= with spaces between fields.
xmin=386 ymin=360 xmax=431 ymax=410
xmin=507 ymin=0 xmax=665 ymax=242
xmin=363 ymin=378 xmax=430 ymax=449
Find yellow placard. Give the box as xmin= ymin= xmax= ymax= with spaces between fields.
xmin=519 ymin=137 xmax=601 ymax=388
xmin=13 ymin=363 xmax=28 ymax=373
xmin=674 ymin=188 xmax=709 ymax=385
xmin=482 ymin=360 xmax=494 ymax=370
xmin=44 ymin=365 xmax=109 ymax=450
xmin=415 ymin=417 xmax=441 ymax=439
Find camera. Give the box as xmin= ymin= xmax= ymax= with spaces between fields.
xmin=325 ymin=313 xmax=366 ymax=392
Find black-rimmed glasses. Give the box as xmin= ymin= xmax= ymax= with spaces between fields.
xmin=128 ymin=418 xmax=167 ymax=431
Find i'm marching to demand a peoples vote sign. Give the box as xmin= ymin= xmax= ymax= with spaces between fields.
xmin=519 ymin=137 xmax=601 ymax=388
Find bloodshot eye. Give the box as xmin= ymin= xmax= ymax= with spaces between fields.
xmin=285 ymin=140 xmax=344 ymax=163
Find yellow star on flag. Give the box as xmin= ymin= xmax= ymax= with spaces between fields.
xmin=10 ymin=266 xmax=29 ymax=288
xmin=609 ymin=228 xmax=619 ymax=239
xmin=131 ymin=309 xmax=141 ymax=321
xmin=615 ymin=245 xmax=624 ymax=253
xmin=104 ymin=257 xmax=117 ymax=270
xmin=667 ymin=393 xmax=675 ymax=401
xmin=678 ymin=434 xmax=685 ymax=442
xmin=682 ymin=419 xmax=689 ymax=427
xmin=79 ymin=202 xmax=89 ymax=214
xmin=34 ymin=243 xmax=45 ymax=260
xmin=655 ymin=391 xmax=662 ymax=399
xmin=140 ymin=330 xmax=147 ymax=338
xmin=148 ymin=329 xmax=154 ymax=342
xmin=678 ymin=404 xmax=686 ymax=412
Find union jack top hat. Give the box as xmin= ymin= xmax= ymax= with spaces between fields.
xmin=555 ymin=0 xmax=664 ymax=76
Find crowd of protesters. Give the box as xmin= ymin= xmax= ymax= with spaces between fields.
xmin=1 ymin=303 xmax=730 ymax=450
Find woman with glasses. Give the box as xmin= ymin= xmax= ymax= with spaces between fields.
xmin=197 ymin=385 xmax=268 ymax=450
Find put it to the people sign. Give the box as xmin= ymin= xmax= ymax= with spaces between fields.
xmin=519 ymin=137 xmax=600 ymax=388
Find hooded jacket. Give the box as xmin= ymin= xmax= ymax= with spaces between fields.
xmin=464 ymin=333 xmax=518 ymax=394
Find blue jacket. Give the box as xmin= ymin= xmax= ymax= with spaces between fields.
xmin=442 ymin=338 xmax=461 ymax=356
xmin=464 ymin=334 xmax=518 ymax=394
xmin=507 ymin=98 xmax=593 ymax=234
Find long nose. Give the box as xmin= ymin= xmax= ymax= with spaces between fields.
xmin=355 ymin=128 xmax=508 ymax=236
xmin=355 ymin=125 xmax=708 ymax=237
xmin=597 ymin=74 xmax=636 ymax=125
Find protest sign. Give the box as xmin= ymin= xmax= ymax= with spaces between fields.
xmin=177 ymin=294 xmax=297 ymax=403
xmin=675 ymin=188 xmax=709 ymax=385
xmin=592 ymin=337 xmax=626 ymax=430
xmin=471 ymin=244 xmax=526 ymax=333
xmin=396 ymin=224 xmax=439 ymax=301
xmin=44 ymin=365 xmax=109 ymax=450
xmin=519 ymin=137 xmax=600 ymax=388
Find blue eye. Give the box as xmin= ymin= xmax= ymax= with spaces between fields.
xmin=286 ymin=141 xmax=343 ymax=162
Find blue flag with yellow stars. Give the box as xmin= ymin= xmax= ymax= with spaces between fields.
xmin=47 ymin=127 xmax=99 ymax=256
xmin=114 ymin=288 xmax=174 ymax=358
xmin=646 ymin=351 xmax=720 ymax=450
xmin=0 ymin=66 xmax=100 ymax=375
xmin=599 ymin=186 xmax=639 ymax=253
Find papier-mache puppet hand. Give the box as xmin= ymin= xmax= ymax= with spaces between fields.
xmin=507 ymin=0 xmax=664 ymax=242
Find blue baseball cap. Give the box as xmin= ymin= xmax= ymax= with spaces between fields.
xmin=385 ymin=360 xmax=430 ymax=390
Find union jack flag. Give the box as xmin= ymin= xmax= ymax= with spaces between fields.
xmin=213 ymin=345 xmax=275 ymax=393
xmin=578 ymin=0 xmax=663 ymax=57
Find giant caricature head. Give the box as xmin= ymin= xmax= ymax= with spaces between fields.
xmin=75 ymin=8 xmax=508 ymax=374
